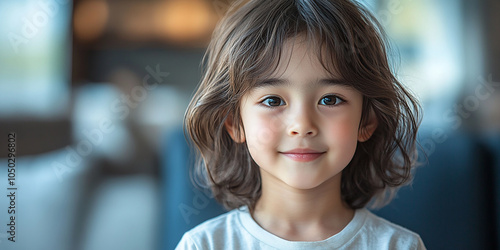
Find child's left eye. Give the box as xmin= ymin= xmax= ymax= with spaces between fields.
xmin=319 ymin=95 xmax=345 ymax=106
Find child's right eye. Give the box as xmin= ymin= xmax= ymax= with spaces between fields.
xmin=261 ymin=96 xmax=285 ymax=107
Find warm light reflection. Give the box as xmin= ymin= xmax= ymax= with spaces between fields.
xmin=155 ymin=0 xmax=218 ymax=43
xmin=120 ymin=6 xmax=156 ymax=39
xmin=74 ymin=0 xmax=109 ymax=42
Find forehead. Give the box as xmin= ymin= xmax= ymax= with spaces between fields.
xmin=274 ymin=37 xmax=326 ymax=74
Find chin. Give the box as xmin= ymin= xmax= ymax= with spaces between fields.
xmin=282 ymin=170 xmax=342 ymax=191
xmin=283 ymin=177 xmax=326 ymax=190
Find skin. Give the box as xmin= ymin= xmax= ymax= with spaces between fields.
xmin=225 ymin=36 xmax=377 ymax=241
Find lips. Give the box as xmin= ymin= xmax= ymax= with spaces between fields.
xmin=280 ymin=148 xmax=325 ymax=162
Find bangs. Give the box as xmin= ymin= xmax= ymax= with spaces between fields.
xmin=219 ymin=0 xmax=388 ymax=94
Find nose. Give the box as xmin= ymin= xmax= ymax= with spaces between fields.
xmin=287 ymin=107 xmax=318 ymax=137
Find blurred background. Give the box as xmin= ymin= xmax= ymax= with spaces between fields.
xmin=0 ymin=0 xmax=499 ymax=249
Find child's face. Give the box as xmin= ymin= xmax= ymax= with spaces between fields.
xmin=227 ymin=37 xmax=371 ymax=190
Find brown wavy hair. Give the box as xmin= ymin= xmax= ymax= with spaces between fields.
xmin=184 ymin=0 xmax=421 ymax=211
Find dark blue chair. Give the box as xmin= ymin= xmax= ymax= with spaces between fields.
xmin=373 ymin=129 xmax=498 ymax=250
xmin=161 ymin=127 xmax=225 ymax=250
xmin=480 ymin=133 xmax=500 ymax=249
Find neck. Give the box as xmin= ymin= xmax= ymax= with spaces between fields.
xmin=251 ymin=172 xmax=354 ymax=241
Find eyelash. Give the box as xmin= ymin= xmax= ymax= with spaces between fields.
xmin=259 ymin=95 xmax=346 ymax=108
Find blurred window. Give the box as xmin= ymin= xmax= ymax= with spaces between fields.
xmin=0 ymin=0 xmax=72 ymax=118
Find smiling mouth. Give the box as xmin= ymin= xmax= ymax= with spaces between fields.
xmin=280 ymin=152 xmax=325 ymax=162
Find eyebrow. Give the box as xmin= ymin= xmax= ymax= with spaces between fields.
xmin=254 ymin=78 xmax=351 ymax=88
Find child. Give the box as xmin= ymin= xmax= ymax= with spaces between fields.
xmin=179 ymin=0 xmax=425 ymax=249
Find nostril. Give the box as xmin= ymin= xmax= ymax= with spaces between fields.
xmin=290 ymin=130 xmax=315 ymax=136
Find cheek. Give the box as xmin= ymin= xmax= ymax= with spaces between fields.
xmin=324 ymin=115 xmax=360 ymax=151
xmin=243 ymin=113 xmax=283 ymax=153
xmin=329 ymin=119 xmax=358 ymax=138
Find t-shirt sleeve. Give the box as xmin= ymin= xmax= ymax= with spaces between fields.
xmin=175 ymin=233 xmax=199 ymax=250
xmin=416 ymin=235 xmax=427 ymax=250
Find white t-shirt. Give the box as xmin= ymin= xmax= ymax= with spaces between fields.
xmin=175 ymin=206 xmax=426 ymax=250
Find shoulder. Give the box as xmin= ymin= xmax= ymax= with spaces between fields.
xmin=175 ymin=208 xmax=245 ymax=250
xmin=188 ymin=209 xmax=238 ymax=234
xmin=353 ymin=209 xmax=426 ymax=250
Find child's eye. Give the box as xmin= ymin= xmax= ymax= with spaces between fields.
xmin=261 ymin=96 xmax=285 ymax=107
xmin=319 ymin=95 xmax=345 ymax=106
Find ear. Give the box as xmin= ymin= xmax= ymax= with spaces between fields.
xmin=358 ymin=108 xmax=378 ymax=142
xmin=224 ymin=115 xmax=246 ymax=143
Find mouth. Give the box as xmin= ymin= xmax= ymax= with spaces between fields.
xmin=279 ymin=148 xmax=326 ymax=162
